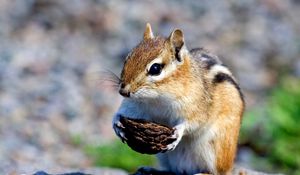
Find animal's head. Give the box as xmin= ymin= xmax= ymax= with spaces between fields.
xmin=119 ymin=23 xmax=191 ymax=100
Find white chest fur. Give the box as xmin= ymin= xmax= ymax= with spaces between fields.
xmin=158 ymin=125 xmax=217 ymax=174
xmin=116 ymin=97 xmax=183 ymax=127
xmin=114 ymin=97 xmax=217 ymax=174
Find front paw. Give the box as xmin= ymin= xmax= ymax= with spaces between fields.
xmin=113 ymin=114 xmax=127 ymax=142
xmin=164 ymin=123 xmax=185 ymax=152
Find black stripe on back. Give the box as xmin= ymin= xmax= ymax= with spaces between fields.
xmin=203 ymin=57 xmax=218 ymax=69
xmin=213 ymin=73 xmax=244 ymax=103
xmin=190 ymin=48 xmax=220 ymax=70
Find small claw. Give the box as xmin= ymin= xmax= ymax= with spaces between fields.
xmin=116 ymin=121 xmax=125 ymax=128
xmin=161 ymin=147 xmax=168 ymax=153
xmin=166 ymin=142 xmax=177 ymax=151
xmin=170 ymin=132 xmax=179 ymax=139
xmin=164 ymin=123 xmax=186 ymax=152
xmin=113 ymin=122 xmax=127 ymax=142
xmin=119 ymin=131 xmax=127 ymax=141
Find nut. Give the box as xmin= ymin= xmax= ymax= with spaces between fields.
xmin=119 ymin=116 xmax=176 ymax=154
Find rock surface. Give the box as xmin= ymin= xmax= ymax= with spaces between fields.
xmin=10 ymin=167 xmax=127 ymax=175
xmin=129 ymin=166 xmax=283 ymax=175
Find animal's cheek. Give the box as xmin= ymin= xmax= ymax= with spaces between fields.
xmin=128 ymin=82 xmax=141 ymax=94
xmin=130 ymin=78 xmax=150 ymax=91
xmin=129 ymin=74 xmax=148 ymax=91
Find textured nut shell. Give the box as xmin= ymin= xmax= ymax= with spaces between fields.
xmin=120 ymin=116 xmax=176 ymax=154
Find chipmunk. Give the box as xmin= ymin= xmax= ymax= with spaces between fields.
xmin=113 ymin=23 xmax=244 ymax=175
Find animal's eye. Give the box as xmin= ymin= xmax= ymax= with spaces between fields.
xmin=148 ymin=63 xmax=164 ymax=76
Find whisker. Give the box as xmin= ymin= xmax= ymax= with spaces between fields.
xmin=86 ymin=69 xmax=121 ymax=90
xmin=98 ymin=78 xmax=120 ymax=84
xmin=99 ymin=69 xmax=121 ymax=82
xmin=95 ymin=80 xmax=120 ymax=92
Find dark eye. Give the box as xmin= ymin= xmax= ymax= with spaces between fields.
xmin=148 ymin=63 xmax=164 ymax=76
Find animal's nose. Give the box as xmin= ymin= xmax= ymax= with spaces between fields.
xmin=120 ymin=82 xmax=125 ymax=89
xmin=119 ymin=82 xmax=130 ymax=97
xmin=119 ymin=88 xmax=130 ymax=97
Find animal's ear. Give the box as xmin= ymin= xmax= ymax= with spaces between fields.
xmin=168 ymin=29 xmax=186 ymax=62
xmin=143 ymin=23 xmax=154 ymax=40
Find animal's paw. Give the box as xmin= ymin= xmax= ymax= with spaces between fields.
xmin=112 ymin=115 xmax=186 ymax=154
xmin=164 ymin=130 xmax=180 ymax=151
xmin=165 ymin=123 xmax=185 ymax=151
xmin=112 ymin=114 xmax=127 ymax=142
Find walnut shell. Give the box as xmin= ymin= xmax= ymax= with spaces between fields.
xmin=119 ymin=116 xmax=176 ymax=154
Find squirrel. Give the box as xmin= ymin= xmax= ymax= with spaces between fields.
xmin=113 ymin=23 xmax=245 ymax=175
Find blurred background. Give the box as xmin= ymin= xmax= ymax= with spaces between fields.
xmin=0 ymin=0 xmax=299 ymax=174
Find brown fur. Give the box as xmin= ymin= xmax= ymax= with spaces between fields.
xmin=119 ymin=24 xmax=244 ymax=175
xmin=144 ymin=23 xmax=154 ymax=40
xmin=210 ymin=82 xmax=244 ymax=174
xmin=121 ymin=37 xmax=165 ymax=86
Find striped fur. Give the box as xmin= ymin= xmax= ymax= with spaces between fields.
xmin=113 ymin=24 xmax=244 ymax=175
